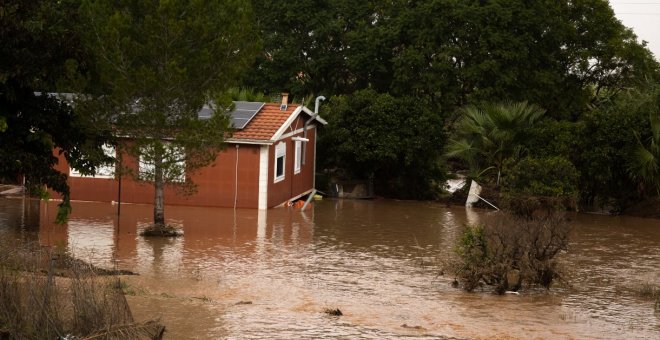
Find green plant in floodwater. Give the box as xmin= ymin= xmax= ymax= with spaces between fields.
xmin=111 ymin=280 xmax=146 ymax=297
xmin=619 ymin=281 xmax=660 ymax=303
xmin=453 ymin=224 xmax=490 ymax=292
xmin=634 ymin=282 xmax=659 ymax=300
xmin=449 ymin=213 xmax=570 ymax=294
xmin=558 ymin=310 xmax=578 ymax=322
xmin=631 ymin=282 xmax=659 ymax=312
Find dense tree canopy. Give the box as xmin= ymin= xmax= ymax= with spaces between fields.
xmin=0 ymin=0 xmax=111 ymax=222
xmin=79 ymin=0 xmax=260 ymax=226
xmin=575 ymin=81 xmax=660 ymax=208
xmin=244 ymin=0 xmax=659 ymax=203
xmin=246 ymin=0 xmax=656 ymax=116
xmin=319 ymin=89 xmax=446 ymax=198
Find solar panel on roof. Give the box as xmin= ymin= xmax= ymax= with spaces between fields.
xmin=198 ymin=105 xmax=214 ymax=119
xmin=197 ymin=101 xmax=265 ymax=129
xmin=230 ymin=101 xmax=265 ymax=129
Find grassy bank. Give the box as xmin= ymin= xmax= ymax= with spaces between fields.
xmin=0 ymin=243 xmax=164 ymax=339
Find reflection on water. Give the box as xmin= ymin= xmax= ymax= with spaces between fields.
xmin=0 ymin=197 xmax=658 ymax=339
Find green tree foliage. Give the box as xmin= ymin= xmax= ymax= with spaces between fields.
xmin=626 ymin=84 xmax=660 ymax=196
xmin=576 ymin=83 xmax=659 ymax=209
xmin=400 ymin=0 xmax=657 ymax=118
xmin=0 ymin=0 xmax=112 ymax=222
xmin=79 ymin=0 xmax=259 ymax=226
xmin=319 ymin=89 xmax=446 ymax=198
xmin=446 ymin=101 xmax=545 ymax=184
xmin=246 ymin=0 xmax=656 ymax=118
xmin=503 ymin=157 xmax=579 ymax=198
xmin=245 ymin=1 xmax=658 ymax=203
xmin=525 ymin=119 xmax=582 ymax=160
xmin=501 ymin=156 xmax=579 ymax=215
xmin=226 ymin=87 xmax=274 ymax=102
xmin=244 ymin=0 xmax=388 ymax=97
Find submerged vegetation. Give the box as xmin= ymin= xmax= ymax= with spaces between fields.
xmin=0 ymin=243 xmax=164 ymax=339
xmin=449 ymin=213 xmax=570 ymax=294
xmin=323 ymin=308 xmax=343 ymax=316
xmin=616 ymin=281 xmax=660 ymax=312
xmin=139 ymin=224 xmax=183 ymax=238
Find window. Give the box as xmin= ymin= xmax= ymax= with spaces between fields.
xmin=69 ymin=144 xmax=115 ymax=178
xmin=274 ymin=141 xmax=286 ymax=182
xmin=138 ymin=143 xmax=186 ymax=182
xmin=294 ymin=140 xmax=302 ymax=174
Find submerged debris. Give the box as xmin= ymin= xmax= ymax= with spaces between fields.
xmin=139 ymin=224 xmax=183 ymax=237
xmin=192 ymin=296 xmax=212 ymax=302
xmin=323 ymin=308 xmax=343 ymax=316
xmin=401 ymin=324 xmax=425 ymax=330
xmin=234 ymin=301 xmax=253 ymax=305
xmin=79 ymin=320 xmax=165 ymax=339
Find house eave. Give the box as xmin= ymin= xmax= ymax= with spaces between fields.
xmin=226 ymin=138 xmax=274 ymax=146
xmin=270 ymin=105 xmax=327 ymax=141
xmin=300 ymin=106 xmax=328 ymax=125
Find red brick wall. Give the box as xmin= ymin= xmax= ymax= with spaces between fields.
xmin=53 ymin=142 xmax=261 ymax=208
xmin=267 ymin=125 xmax=316 ymax=207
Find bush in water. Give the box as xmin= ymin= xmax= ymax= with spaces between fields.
xmin=450 ymin=213 xmax=570 ymax=294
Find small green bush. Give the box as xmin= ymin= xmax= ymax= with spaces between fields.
xmin=501 ymin=157 xmax=579 ymax=215
xmin=450 ymin=213 xmax=570 ymax=294
xmin=453 ymin=224 xmax=490 ymax=292
xmin=503 ymin=156 xmax=579 ymax=197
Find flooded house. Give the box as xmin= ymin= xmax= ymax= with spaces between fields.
xmin=51 ymin=94 xmax=327 ymax=209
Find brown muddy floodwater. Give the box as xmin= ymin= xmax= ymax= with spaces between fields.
xmin=0 ymin=197 xmax=658 ymax=339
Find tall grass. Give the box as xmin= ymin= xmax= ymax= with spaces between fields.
xmin=0 ymin=243 xmax=164 ymax=339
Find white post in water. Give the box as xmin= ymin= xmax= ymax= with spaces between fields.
xmin=466 ymin=180 xmax=500 ymax=210
xmin=466 ymin=180 xmax=482 ymax=208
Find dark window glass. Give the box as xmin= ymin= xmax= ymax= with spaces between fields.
xmin=276 ymin=156 xmax=284 ymax=177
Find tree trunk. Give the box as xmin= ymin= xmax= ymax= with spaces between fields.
xmin=153 ymin=148 xmax=165 ymax=226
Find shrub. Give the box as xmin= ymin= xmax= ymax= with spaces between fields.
xmin=502 ymin=156 xmax=579 ymax=197
xmin=501 ymin=156 xmax=579 ymax=215
xmin=450 ymin=213 xmax=570 ymax=294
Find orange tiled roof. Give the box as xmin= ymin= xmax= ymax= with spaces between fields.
xmin=231 ymin=103 xmax=299 ymax=142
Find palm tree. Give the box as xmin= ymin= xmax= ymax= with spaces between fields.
xmin=446 ymin=101 xmax=545 ymax=184
xmin=628 ymin=112 xmax=660 ymax=196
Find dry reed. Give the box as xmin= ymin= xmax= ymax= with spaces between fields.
xmin=0 ymin=242 xmax=164 ymax=339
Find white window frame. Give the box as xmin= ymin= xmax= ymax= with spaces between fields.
xmin=274 ymin=141 xmax=286 ymax=183
xmin=138 ymin=143 xmax=186 ymax=182
xmin=294 ymin=140 xmax=302 ymax=174
xmin=69 ymin=144 xmax=115 ymax=179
